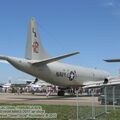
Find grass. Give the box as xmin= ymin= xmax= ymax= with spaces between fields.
xmin=0 ymin=104 xmax=119 ymax=120
xmin=97 ymin=108 xmax=120 ymax=120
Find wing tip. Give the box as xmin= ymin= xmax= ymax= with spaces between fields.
xmin=76 ymin=51 xmax=80 ymax=54
xmin=103 ymin=59 xmax=109 ymax=62
xmin=103 ymin=59 xmax=120 ymax=62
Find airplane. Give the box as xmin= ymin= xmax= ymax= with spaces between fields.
xmin=0 ymin=80 xmax=12 ymax=89
xmin=0 ymin=83 xmax=11 ymax=88
xmin=27 ymin=79 xmax=52 ymax=94
xmin=0 ymin=17 xmax=111 ymax=96
xmin=27 ymin=79 xmax=51 ymax=88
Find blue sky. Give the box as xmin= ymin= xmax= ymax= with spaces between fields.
xmin=0 ymin=0 xmax=120 ymax=83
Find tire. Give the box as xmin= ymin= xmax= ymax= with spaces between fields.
xmin=58 ymin=91 xmax=65 ymax=96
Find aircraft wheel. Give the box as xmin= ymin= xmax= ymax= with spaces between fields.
xmin=58 ymin=91 xmax=65 ymax=96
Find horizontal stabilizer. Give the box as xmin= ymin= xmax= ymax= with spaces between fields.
xmin=0 ymin=60 xmax=9 ymax=64
xmin=0 ymin=56 xmax=9 ymax=64
xmin=104 ymin=59 xmax=120 ymax=62
xmin=0 ymin=56 xmax=8 ymax=60
xmin=32 ymin=52 xmax=80 ymax=65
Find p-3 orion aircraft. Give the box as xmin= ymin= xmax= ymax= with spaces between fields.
xmin=0 ymin=18 xmax=110 ymax=96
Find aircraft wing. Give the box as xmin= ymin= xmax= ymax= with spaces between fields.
xmin=83 ymin=78 xmax=120 ymax=89
xmin=104 ymin=59 xmax=120 ymax=62
xmin=31 ymin=52 xmax=80 ymax=65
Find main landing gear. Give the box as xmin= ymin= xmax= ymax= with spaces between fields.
xmin=57 ymin=90 xmax=65 ymax=96
xmin=33 ymin=78 xmax=38 ymax=84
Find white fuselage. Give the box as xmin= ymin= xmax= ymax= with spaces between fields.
xmin=7 ymin=56 xmax=110 ymax=87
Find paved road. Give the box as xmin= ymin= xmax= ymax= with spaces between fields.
xmin=0 ymin=93 xmax=100 ymax=106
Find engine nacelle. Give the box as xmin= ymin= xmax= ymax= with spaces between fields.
xmin=103 ymin=78 xmax=109 ymax=84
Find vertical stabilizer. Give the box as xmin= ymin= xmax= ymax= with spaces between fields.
xmin=25 ymin=17 xmax=50 ymax=60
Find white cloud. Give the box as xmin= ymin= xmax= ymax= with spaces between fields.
xmin=107 ymin=2 xmax=114 ymax=6
xmin=102 ymin=0 xmax=120 ymax=15
xmin=104 ymin=2 xmax=115 ymax=7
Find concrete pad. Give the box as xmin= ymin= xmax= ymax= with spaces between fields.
xmin=0 ymin=93 xmax=100 ymax=106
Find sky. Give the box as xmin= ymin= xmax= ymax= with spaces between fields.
xmin=0 ymin=0 xmax=120 ymax=83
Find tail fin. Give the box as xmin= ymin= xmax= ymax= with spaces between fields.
xmin=25 ymin=17 xmax=50 ymax=60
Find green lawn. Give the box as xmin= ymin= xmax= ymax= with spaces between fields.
xmin=0 ymin=104 xmax=119 ymax=120
xmin=97 ymin=108 xmax=120 ymax=120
